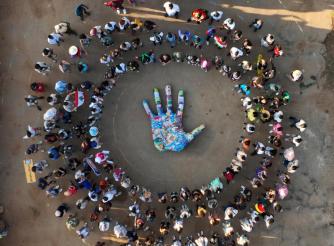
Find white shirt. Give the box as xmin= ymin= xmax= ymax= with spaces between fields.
xmin=47 ymin=33 xmax=62 ymax=45
xmin=163 ymin=2 xmax=180 ymax=16
xmin=242 ymin=97 xmax=252 ymax=109
xmin=223 ymin=18 xmax=235 ymax=30
xmin=274 ymin=111 xmax=283 ymax=122
xmin=210 ymin=11 xmax=223 ymax=20
xmin=54 ymin=23 xmax=68 ymax=34
xmin=230 ymin=47 xmax=244 ymax=59
xmin=296 ymin=119 xmax=306 ymax=132
xmin=104 ymin=21 xmax=117 ymax=32
xmin=118 ymin=17 xmax=130 ymax=31
xmin=224 ymin=207 xmax=238 ymax=220
xmin=99 ymin=220 xmax=110 ymax=232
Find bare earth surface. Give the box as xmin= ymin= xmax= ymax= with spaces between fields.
xmin=0 ymin=0 xmax=334 ymax=245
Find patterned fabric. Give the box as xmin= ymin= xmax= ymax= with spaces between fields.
xmin=143 ymin=85 xmax=205 ymax=152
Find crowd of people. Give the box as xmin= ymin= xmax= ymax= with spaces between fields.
xmin=24 ymin=1 xmax=307 ymax=246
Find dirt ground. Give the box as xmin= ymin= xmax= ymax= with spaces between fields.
xmin=0 ymin=0 xmax=334 ymax=245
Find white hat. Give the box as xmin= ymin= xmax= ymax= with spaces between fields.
xmin=69 ymin=46 xmax=78 ymax=56
xmin=55 ymin=210 xmax=61 ymax=217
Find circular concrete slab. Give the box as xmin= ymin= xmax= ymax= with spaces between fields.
xmin=101 ymin=62 xmax=244 ymax=191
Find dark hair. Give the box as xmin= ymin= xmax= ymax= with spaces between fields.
xmin=79 ymin=33 xmax=87 ymax=39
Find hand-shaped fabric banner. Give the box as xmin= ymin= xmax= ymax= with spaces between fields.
xmin=143 ymin=85 xmax=205 ymax=152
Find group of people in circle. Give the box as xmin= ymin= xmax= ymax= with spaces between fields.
xmin=24 ymin=1 xmax=307 ymax=245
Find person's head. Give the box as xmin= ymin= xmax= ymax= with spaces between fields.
xmin=46 ymin=96 xmax=53 ymax=103
xmin=26 ymin=149 xmax=32 ymax=155
xmin=42 ymin=48 xmax=49 ymax=55
xmin=26 ymin=130 xmax=32 ymax=138
xmin=168 ymin=3 xmax=173 ymax=9
xmin=35 ymin=64 xmax=41 ymax=69
xmin=119 ymin=19 xmax=125 ymax=26
xmin=79 ymin=33 xmax=87 ymax=39
xmin=48 ymin=35 xmax=54 ymax=39
xmin=31 ymin=166 xmax=37 ymax=173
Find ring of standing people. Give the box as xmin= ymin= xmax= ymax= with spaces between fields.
xmin=24 ymin=1 xmax=307 ymax=246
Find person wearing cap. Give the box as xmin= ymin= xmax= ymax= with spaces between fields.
xmin=69 ymin=45 xmax=81 ymax=58
xmin=55 ymin=203 xmax=69 ymax=217
xmin=163 ymin=2 xmax=180 ymax=18
xmin=75 ymin=4 xmax=90 ymax=21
